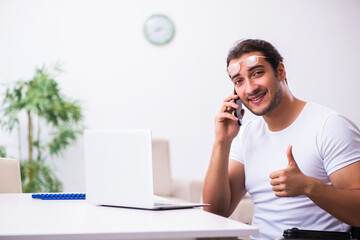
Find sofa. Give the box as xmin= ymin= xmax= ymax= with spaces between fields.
xmin=152 ymin=139 xmax=254 ymax=240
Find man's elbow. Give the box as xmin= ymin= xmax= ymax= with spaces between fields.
xmin=203 ymin=204 xmax=232 ymax=218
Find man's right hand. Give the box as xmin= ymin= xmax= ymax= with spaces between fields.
xmin=214 ymin=93 xmax=243 ymax=143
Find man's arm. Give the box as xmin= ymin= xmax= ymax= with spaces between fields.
xmin=202 ymin=93 xmax=246 ymax=217
xmin=307 ymin=161 xmax=360 ymax=227
xmin=270 ymin=145 xmax=360 ymax=226
xmin=203 ymin=144 xmax=246 ymax=217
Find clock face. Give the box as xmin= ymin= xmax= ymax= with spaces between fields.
xmin=144 ymin=14 xmax=175 ymax=46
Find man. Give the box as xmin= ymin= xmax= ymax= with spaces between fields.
xmin=202 ymin=39 xmax=360 ymax=239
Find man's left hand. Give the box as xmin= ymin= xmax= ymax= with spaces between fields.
xmin=269 ymin=145 xmax=311 ymax=197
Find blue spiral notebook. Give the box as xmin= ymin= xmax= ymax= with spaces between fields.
xmin=32 ymin=193 xmax=86 ymax=200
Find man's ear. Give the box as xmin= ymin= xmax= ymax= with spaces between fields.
xmin=277 ymin=62 xmax=286 ymax=82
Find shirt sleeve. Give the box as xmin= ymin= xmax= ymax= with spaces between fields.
xmin=229 ymin=125 xmax=246 ymax=164
xmin=321 ymin=114 xmax=360 ymax=176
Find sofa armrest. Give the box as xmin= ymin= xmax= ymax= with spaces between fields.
xmin=171 ymin=178 xmax=203 ymax=203
xmin=229 ymin=193 xmax=254 ymax=225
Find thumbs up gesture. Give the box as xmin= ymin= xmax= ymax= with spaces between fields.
xmin=269 ymin=145 xmax=310 ymax=197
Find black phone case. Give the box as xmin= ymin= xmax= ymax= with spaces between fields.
xmin=233 ymin=89 xmax=242 ymax=126
xmin=283 ymin=228 xmax=351 ymax=239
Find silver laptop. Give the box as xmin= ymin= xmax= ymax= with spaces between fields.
xmin=84 ymin=129 xmax=208 ymax=210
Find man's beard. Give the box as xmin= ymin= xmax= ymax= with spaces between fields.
xmin=245 ymin=81 xmax=283 ymax=116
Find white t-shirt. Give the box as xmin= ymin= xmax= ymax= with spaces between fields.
xmin=229 ymin=102 xmax=360 ymax=240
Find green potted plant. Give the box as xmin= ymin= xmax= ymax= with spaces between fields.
xmin=0 ymin=65 xmax=83 ymax=193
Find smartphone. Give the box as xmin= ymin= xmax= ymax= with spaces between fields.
xmin=233 ymin=88 xmax=242 ymax=126
xmin=283 ymin=228 xmax=351 ymax=239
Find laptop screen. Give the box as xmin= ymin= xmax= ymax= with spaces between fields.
xmin=84 ymin=129 xmax=155 ymax=208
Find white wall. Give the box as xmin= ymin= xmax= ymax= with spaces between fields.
xmin=0 ymin=0 xmax=359 ymax=191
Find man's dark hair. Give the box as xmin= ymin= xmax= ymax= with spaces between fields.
xmin=226 ymin=39 xmax=284 ymax=77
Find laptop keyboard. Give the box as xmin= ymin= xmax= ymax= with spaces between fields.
xmin=154 ymin=201 xmax=176 ymax=207
xmin=153 ymin=196 xmax=180 ymax=206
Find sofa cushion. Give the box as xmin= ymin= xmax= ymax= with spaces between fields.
xmin=152 ymin=139 xmax=172 ymax=196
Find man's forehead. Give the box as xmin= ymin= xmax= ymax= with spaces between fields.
xmin=229 ymin=53 xmax=267 ymax=80
xmin=229 ymin=51 xmax=264 ymax=65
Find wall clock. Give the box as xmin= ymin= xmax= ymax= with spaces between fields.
xmin=143 ymin=14 xmax=175 ymax=46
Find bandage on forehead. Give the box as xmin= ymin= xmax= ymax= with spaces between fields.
xmin=227 ymin=55 xmax=266 ymax=77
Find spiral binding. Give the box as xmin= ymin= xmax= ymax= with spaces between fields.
xmin=32 ymin=193 xmax=86 ymax=200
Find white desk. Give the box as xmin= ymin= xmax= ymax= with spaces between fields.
xmin=0 ymin=194 xmax=258 ymax=240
